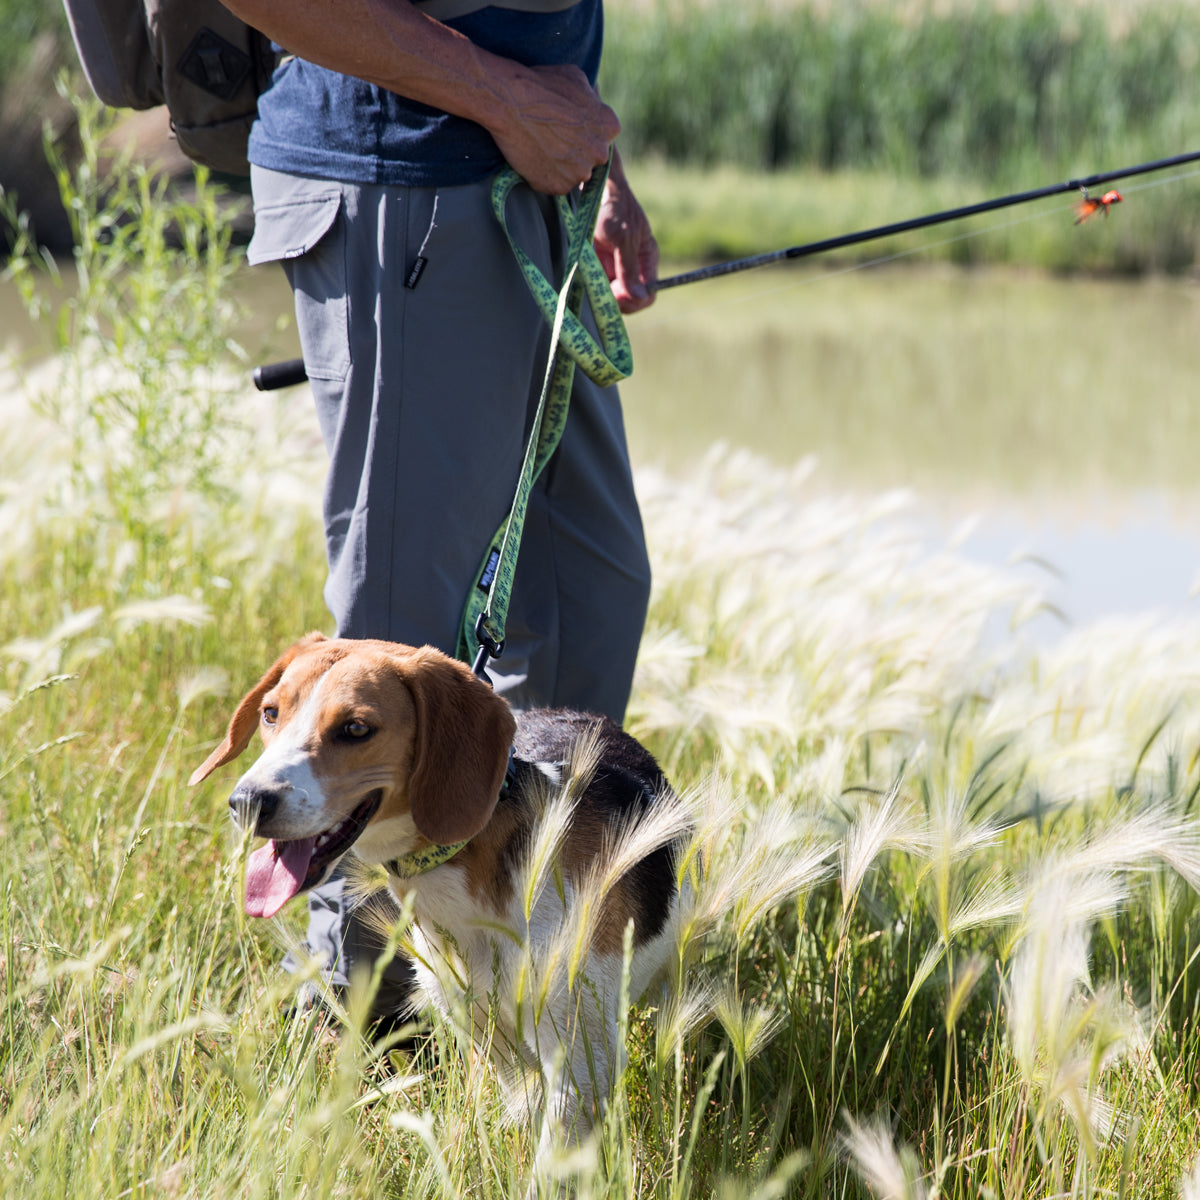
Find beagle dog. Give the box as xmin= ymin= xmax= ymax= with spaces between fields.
xmin=191 ymin=633 xmax=684 ymax=1149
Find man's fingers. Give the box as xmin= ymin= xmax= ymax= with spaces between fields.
xmin=597 ymin=235 xmax=658 ymax=313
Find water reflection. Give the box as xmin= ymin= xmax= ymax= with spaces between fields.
xmin=621 ymin=263 xmax=1200 ymax=494
xmin=619 ymin=263 xmax=1200 ymax=634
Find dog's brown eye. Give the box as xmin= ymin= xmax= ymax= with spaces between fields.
xmin=343 ymin=719 xmax=372 ymax=740
xmin=262 ymin=705 xmax=278 ymax=726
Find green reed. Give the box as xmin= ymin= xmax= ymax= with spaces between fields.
xmin=601 ymin=1 xmax=1200 ymax=180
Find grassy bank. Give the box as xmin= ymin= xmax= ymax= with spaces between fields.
xmin=4 ymin=119 xmax=1200 ymax=1198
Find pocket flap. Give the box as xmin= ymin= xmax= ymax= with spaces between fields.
xmin=247 ymin=187 xmax=342 ymax=266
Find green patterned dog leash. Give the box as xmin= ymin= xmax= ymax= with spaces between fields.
xmin=457 ymin=159 xmax=634 ymax=673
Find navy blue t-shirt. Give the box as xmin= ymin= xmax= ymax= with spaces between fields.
xmin=249 ymin=3 xmax=604 ymax=187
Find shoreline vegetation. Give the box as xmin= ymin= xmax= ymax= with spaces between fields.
xmin=3 ymin=80 xmax=1200 ymax=1199
xmin=1 ymin=1 xmax=1199 ymax=273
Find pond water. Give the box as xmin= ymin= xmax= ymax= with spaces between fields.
xmin=617 ymin=262 xmax=1200 ymax=638
xmin=4 ymin=258 xmax=1198 ymax=638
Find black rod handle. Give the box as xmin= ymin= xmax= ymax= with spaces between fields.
xmin=253 ymin=358 xmax=308 ymax=391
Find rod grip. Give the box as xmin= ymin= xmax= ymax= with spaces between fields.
xmin=253 ymin=358 xmax=308 ymax=391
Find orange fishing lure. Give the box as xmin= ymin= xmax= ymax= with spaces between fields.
xmin=1074 ymin=188 xmax=1123 ymax=224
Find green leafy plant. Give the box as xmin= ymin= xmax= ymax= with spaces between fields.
xmin=4 ymin=87 xmax=248 ymax=584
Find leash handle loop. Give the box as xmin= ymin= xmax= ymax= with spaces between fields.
xmin=489 ymin=167 xmax=633 ymax=389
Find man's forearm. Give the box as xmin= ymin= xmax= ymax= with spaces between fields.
xmin=222 ymin=0 xmax=512 ymax=126
xmin=219 ymin=0 xmax=619 ymax=193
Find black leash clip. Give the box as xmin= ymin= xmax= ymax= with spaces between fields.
xmin=471 ymin=613 xmax=505 ymax=684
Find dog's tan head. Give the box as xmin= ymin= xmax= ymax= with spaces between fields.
xmin=191 ymin=633 xmax=517 ymax=917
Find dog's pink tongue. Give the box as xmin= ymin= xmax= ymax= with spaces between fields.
xmin=244 ymin=838 xmax=316 ymax=919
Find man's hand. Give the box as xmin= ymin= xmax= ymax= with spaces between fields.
xmin=593 ymin=152 xmax=658 ymax=314
xmin=488 ymin=63 xmax=620 ymax=196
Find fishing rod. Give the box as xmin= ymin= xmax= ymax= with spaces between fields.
xmin=252 ymin=148 xmax=1200 ymax=390
xmin=656 ymin=147 xmax=1200 ymax=290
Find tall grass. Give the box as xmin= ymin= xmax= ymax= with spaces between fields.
xmin=601 ymin=1 xmax=1200 ymax=180
xmin=4 ymin=112 xmax=1200 ymax=1198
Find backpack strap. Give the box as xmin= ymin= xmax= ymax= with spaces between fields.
xmin=63 ymin=0 xmax=161 ymax=109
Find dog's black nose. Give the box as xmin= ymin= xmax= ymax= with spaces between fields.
xmin=229 ymin=785 xmax=280 ymax=833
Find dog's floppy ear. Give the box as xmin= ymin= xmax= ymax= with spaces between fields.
xmin=188 ymin=632 xmax=329 ymax=785
xmin=398 ymin=646 xmax=517 ymax=844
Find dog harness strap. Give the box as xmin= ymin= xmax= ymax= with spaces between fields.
xmin=384 ymin=752 xmax=519 ymax=878
xmin=458 ymin=158 xmax=633 ymax=674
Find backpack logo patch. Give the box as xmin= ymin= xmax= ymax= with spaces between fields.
xmin=177 ymin=27 xmax=253 ymax=101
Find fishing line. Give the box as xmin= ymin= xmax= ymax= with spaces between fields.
xmin=1110 ymin=163 xmax=1200 ymax=198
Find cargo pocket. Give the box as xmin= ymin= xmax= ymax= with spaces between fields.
xmin=248 ymin=168 xmax=349 ymax=383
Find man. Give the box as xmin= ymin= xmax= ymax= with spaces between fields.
xmin=218 ymin=0 xmax=658 ymax=1022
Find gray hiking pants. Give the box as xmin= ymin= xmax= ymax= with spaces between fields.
xmin=247 ymin=166 xmax=650 ymax=1007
